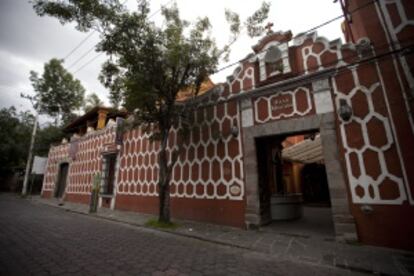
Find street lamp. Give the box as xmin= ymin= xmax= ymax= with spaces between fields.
xmin=338 ymin=99 xmax=353 ymax=122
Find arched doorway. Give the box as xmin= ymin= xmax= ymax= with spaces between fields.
xmin=242 ymin=113 xmax=357 ymax=241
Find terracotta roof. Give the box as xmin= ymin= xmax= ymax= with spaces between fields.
xmin=176 ymin=78 xmax=215 ymax=101
xmin=64 ymin=79 xmax=215 ymax=132
xmin=63 ymin=106 xmax=128 ymax=133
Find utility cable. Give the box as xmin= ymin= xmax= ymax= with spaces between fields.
xmin=71 ymin=0 xmax=175 ymax=74
xmin=214 ymin=0 xmax=378 ymax=74
xmin=212 ymin=42 xmax=414 ymax=106
xmin=63 ymin=31 xmax=96 ymax=61
xmin=63 ymin=0 xmax=130 ymax=65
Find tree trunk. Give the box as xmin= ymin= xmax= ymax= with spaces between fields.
xmin=158 ymin=128 xmax=171 ymax=223
xmin=158 ymin=175 xmax=171 ymax=223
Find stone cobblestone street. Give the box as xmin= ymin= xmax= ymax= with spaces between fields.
xmin=0 ymin=194 xmax=366 ymax=276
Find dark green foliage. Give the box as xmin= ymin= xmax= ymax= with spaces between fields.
xmin=0 ymin=107 xmax=33 ymax=173
xmin=84 ymin=92 xmax=104 ymax=112
xmin=0 ymin=107 xmax=66 ymax=174
xmin=31 ymin=0 xmax=270 ymax=222
xmin=32 ymin=0 xmax=125 ymax=32
xmin=31 ymin=1 xmax=270 ymax=134
xmin=145 ymin=218 xmax=179 ymax=230
xmin=61 ymin=112 xmax=79 ymax=127
xmin=245 ymin=2 xmax=271 ymax=37
xmin=34 ymin=125 xmax=66 ymax=156
xmin=28 ymin=58 xmax=85 ymax=124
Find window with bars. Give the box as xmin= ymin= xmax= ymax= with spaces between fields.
xmin=102 ymin=154 xmax=117 ymax=195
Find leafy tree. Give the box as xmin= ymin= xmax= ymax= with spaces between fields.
xmin=34 ymin=125 xmax=66 ymax=156
xmin=27 ymin=58 xmax=85 ymax=125
xmin=61 ymin=112 xmax=79 ymax=127
xmin=84 ymin=92 xmax=104 ymax=112
xmin=0 ymin=105 xmax=68 ymax=193
xmin=33 ymin=0 xmax=270 ymax=223
xmin=0 ymin=107 xmax=34 ymax=174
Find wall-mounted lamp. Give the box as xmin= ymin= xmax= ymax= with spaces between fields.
xmin=360 ymin=204 xmax=373 ymax=215
xmin=338 ymin=99 xmax=353 ymax=122
xmin=231 ymin=125 xmax=239 ymax=138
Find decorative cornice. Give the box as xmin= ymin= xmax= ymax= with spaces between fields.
xmin=252 ymin=30 xmax=292 ymax=53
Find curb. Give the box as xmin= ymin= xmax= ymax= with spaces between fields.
xmin=31 ymin=198 xmax=252 ymax=251
xmin=31 ymin=198 xmax=404 ymax=276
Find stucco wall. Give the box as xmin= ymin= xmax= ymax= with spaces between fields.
xmin=41 ymin=0 xmax=414 ymax=249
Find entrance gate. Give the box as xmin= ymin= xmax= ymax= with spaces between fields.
xmin=242 ymin=113 xmax=358 ymax=242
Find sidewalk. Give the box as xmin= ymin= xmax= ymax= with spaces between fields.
xmin=30 ymin=196 xmax=414 ymax=276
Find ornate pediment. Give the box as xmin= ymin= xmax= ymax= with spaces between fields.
xmin=252 ymin=30 xmax=293 ymax=81
xmin=252 ymin=30 xmax=292 ymax=53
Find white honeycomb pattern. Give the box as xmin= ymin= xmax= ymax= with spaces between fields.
xmin=379 ymin=0 xmax=414 ymax=133
xmin=41 ymin=126 xmax=116 ymax=195
xmin=297 ymin=31 xmax=408 ymax=205
xmin=117 ymin=128 xmax=159 ymax=196
xmin=227 ymin=64 xmax=256 ymax=94
xmin=66 ymin=127 xmax=116 ymax=195
xmin=379 ymin=0 xmax=414 ymax=203
xmin=42 ymin=144 xmax=69 ymax=192
xmin=381 ymin=0 xmax=414 ymax=34
xmin=253 ymin=87 xmax=313 ymax=124
xmin=116 ymin=100 xmax=245 ymax=200
xmin=301 ymin=34 xmax=345 ymax=73
xmin=333 ymin=67 xmax=406 ymax=204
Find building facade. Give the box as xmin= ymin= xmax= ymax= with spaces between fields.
xmin=41 ymin=0 xmax=414 ymax=250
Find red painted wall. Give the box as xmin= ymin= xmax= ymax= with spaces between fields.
xmin=40 ymin=0 xmax=414 ymax=250
xmin=115 ymin=194 xmax=245 ymax=228
xmin=340 ymin=0 xmax=414 ymax=250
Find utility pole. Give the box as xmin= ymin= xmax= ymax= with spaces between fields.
xmin=22 ymin=109 xmax=39 ymax=197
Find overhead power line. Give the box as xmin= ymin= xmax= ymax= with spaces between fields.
xmin=190 ymin=42 xmax=414 ymax=110
xmin=63 ymin=31 xmax=96 ymax=61
xmin=73 ymin=53 xmax=104 ymax=74
xmin=71 ymin=0 xmax=175 ymax=74
xmin=68 ymin=45 xmax=96 ymax=69
xmin=148 ymin=0 xmax=174 ymax=18
xmin=70 ymin=0 xmax=376 ymax=76
xmin=214 ymin=0 xmax=378 ymax=74
xmin=62 ymin=0 xmax=130 ymax=65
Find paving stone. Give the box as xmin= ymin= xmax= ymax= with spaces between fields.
xmin=2 ymin=194 xmax=411 ymax=276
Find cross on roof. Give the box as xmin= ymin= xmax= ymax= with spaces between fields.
xmin=265 ymin=22 xmax=274 ymax=34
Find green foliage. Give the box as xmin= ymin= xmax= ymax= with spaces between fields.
xmin=34 ymin=125 xmax=66 ymax=156
xmin=84 ymin=92 xmax=104 ymax=112
xmin=92 ymin=173 xmax=102 ymax=191
xmin=28 ymin=58 xmax=85 ymax=124
xmin=61 ymin=112 xmax=79 ymax=127
xmin=245 ymin=2 xmax=271 ymax=37
xmin=32 ymin=0 xmax=271 ymax=222
xmin=0 ymin=107 xmax=33 ymax=173
xmin=32 ymin=0 xmax=125 ymax=32
xmin=31 ymin=1 xmax=270 ymax=135
xmin=98 ymin=62 xmax=123 ymax=109
xmin=145 ymin=218 xmax=179 ymax=230
xmin=0 ymin=106 xmax=68 ymax=174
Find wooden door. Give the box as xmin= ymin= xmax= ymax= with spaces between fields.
xmin=55 ymin=163 xmax=69 ymax=198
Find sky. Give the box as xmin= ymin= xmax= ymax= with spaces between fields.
xmin=0 ymin=0 xmax=344 ymax=122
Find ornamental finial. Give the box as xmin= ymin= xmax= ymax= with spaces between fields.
xmin=265 ymin=22 xmax=274 ymax=35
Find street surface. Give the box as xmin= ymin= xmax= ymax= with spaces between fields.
xmin=0 ymin=194 xmax=363 ymax=275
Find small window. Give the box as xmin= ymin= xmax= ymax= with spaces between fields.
xmin=265 ymin=46 xmax=284 ymax=75
xmin=264 ymin=46 xmax=282 ymax=63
